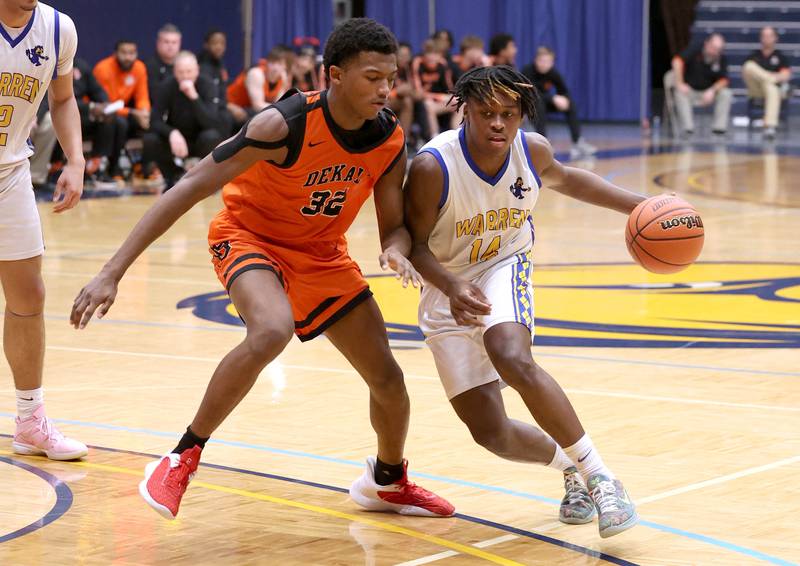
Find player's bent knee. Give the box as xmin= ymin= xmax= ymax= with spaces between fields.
xmin=244 ymin=323 xmax=293 ymax=358
xmin=470 ymin=425 xmax=510 ymax=455
xmin=366 ymin=365 xmax=406 ymax=395
xmin=492 ymin=355 xmax=537 ymax=388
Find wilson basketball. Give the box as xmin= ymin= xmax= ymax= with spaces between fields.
xmin=625 ymin=195 xmax=704 ymax=274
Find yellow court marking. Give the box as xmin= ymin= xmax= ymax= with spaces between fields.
xmin=3 ymin=453 xmax=524 ymax=566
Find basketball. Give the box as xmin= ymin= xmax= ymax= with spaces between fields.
xmin=625 ymin=195 xmax=704 ymax=274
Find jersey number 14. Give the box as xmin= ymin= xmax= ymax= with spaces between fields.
xmin=469 ymin=235 xmax=501 ymax=264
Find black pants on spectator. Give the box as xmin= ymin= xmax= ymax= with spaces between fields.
xmin=81 ymin=116 xmax=116 ymax=160
xmin=111 ymin=113 xmax=146 ymax=174
xmin=142 ymin=129 xmax=224 ymax=186
xmin=533 ymin=97 xmax=582 ymax=143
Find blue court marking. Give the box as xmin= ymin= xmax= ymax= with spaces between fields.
xmin=0 ymin=437 xmax=635 ymax=565
xmin=0 ymin=424 xmax=794 ymax=564
xmin=0 ymin=456 xmax=74 ymax=543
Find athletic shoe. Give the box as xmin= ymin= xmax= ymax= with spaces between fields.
xmin=559 ymin=466 xmax=596 ymax=524
xmin=13 ymin=406 xmax=88 ymax=460
xmin=587 ymin=474 xmax=639 ymax=538
xmin=139 ymin=445 xmax=201 ymax=520
xmin=349 ymin=456 xmax=455 ymax=517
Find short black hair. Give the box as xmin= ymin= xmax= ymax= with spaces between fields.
xmin=115 ymin=39 xmax=136 ymax=51
xmin=323 ymin=18 xmax=398 ymax=79
xmin=451 ymin=65 xmax=539 ymax=120
xmin=489 ymin=34 xmax=514 ymax=56
xmin=433 ymin=29 xmax=454 ymax=48
xmin=204 ymin=28 xmax=224 ymax=43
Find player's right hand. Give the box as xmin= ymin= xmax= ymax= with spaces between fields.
xmin=70 ymin=273 xmax=119 ymax=329
xmin=447 ymin=280 xmax=491 ymax=327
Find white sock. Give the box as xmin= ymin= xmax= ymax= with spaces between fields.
xmin=16 ymin=388 xmax=44 ymax=420
xmin=562 ymin=433 xmax=614 ymax=482
xmin=546 ymin=442 xmax=575 ymax=472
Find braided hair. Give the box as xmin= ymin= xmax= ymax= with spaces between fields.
xmin=450 ymin=65 xmax=538 ymax=121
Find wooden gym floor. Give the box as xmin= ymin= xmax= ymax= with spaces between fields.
xmin=1 ymin=132 xmax=798 ymax=565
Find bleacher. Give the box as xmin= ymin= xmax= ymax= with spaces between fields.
xmin=691 ymin=0 xmax=800 ymax=117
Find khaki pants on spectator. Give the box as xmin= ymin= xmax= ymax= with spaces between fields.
xmin=742 ymin=60 xmax=782 ymax=128
xmin=674 ymin=86 xmax=732 ymax=133
xmin=29 ymin=111 xmax=57 ymax=185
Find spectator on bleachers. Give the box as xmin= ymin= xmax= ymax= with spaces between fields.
xmin=489 ymin=33 xmax=517 ymax=67
xmin=145 ymin=24 xmax=182 ymax=104
xmin=389 ymin=42 xmax=424 ymax=148
xmin=743 ymin=26 xmax=792 ymax=140
xmin=226 ymin=47 xmax=288 ymax=126
xmin=197 ymin=29 xmax=233 ymax=136
xmin=671 ymin=33 xmax=732 ymax=136
xmin=72 ymin=58 xmax=122 ymax=183
xmin=522 ymin=46 xmax=596 ymax=159
xmin=291 ymin=45 xmax=319 ymax=91
xmin=93 ymin=40 xmax=151 ymax=178
xmin=143 ymin=51 xmax=225 ymax=189
xmin=452 ymin=35 xmax=491 ymax=82
xmin=413 ymin=39 xmax=457 ymax=137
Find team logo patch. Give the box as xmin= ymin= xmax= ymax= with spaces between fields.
xmin=26 ymin=45 xmax=49 ymax=66
xmin=210 ymin=241 xmax=231 ymax=261
xmin=510 ymin=177 xmax=531 ymax=199
xmin=177 ymin=262 xmax=800 ymax=348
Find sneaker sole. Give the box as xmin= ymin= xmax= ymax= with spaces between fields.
xmin=599 ymin=511 xmax=639 ymax=538
xmin=349 ymin=480 xmax=453 ymax=518
xmin=12 ymin=441 xmax=88 ymax=461
xmin=559 ymin=509 xmax=597 ymax=525
xmin=138 ymin=460 xmax=178 ymax=520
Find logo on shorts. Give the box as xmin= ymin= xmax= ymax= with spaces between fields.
xmin=26 ymin=45 xmax=49 ymax=66
xmin=510 ymin=177 xmax=531 ymax=199
xmin=177 ymin=262 xmax=800 ymax=349
xmin=210 ymin=241 xmax=231 ymax=261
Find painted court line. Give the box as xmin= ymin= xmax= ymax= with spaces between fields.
xmin=394 ymin=534 xmax=520 ymax=566
xmin=43 ymin=345 xmax=800 ymax=413
xmin=638 ymin=455 xmax=800 ymax=505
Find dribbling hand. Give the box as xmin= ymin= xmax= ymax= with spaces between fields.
xmin=447 ymin=280 xmax=491 ymax=327
xmin=71 ymin=273 xmax=119 ymax=329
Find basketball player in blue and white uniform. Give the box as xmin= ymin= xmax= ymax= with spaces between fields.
xmin=405 ymin=66 xmax=645 ymax=538
xmin=0 ymin=0 xmax=86 ymax=459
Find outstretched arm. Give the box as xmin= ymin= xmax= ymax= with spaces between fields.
xmin=404 ymin=153 xmax=491 ymax=326
xmin=373 ymin=146 xmax=420 ymax=287
xmin=70 ymin=109 xmax=290 ymax=328
xmin=527 ymin=132 xmax=645 ymax=214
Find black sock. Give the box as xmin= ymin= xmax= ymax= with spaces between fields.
xmin=374 ymin=457 xmax=404 ymax=486
xmin=172 ymin=426 xmax=209 ymax=454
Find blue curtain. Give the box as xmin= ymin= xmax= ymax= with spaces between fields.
xmin=365 ymin=0 xmax=431 ymax=52
xmin=430 ymin=0 xmax=645 ymax=121
xmin=52 ymin=0 xmax=245 ymax=76
xmin=251 ymin=0 xmax=333 ymax=63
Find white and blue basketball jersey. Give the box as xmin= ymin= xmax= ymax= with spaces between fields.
xmin=0 ymin=2 xmax=77 ymax=169
xmin=419 ymin=127 xmax=541 ymax=281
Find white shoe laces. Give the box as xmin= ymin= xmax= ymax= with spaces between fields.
xmin=38 ymin=416 xmax=65 ymax=443
xmin=591 ymin=480 xmax=620 ymax=513
xmin=564 ymin=473 xmax=588 ymax=504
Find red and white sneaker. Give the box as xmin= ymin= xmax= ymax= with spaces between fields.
xmin=138 ymin=446 xmax=201 ymax=520
xmin=13 ymin=406 xmax=88 ymax=461
xmin=349 ymin=456 xmax=455 ymax=517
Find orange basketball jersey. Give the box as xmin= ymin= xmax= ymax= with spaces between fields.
xmin=226 ymin=59 xmax=286 ymax=107
xmin=218 ymin=90 xmax=405 ymax=246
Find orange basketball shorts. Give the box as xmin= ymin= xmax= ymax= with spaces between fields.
xmin=208 ymin=212 xmax=371 ymax=341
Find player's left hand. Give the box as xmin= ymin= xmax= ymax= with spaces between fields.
xmin=379 ymin=249 xmax=422 ymax=288
xmin=53 ymin=161 xmax=84 ymax=213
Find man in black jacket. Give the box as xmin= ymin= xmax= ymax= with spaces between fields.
xmin=522 ymin=46 xmax=596 ymax=159
xmin=142 ymin=51 xmax=225 ymax=189
xmin=197 ymin=29 xmax=233 ymax=136
xmin=145 ymin=24 xmax=182 ymax=105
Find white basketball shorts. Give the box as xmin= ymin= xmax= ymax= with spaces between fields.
xmin=0 ymin=162 xmax=44 ymax=260
xmin=418 ymin=252 xmax=534 ymax=400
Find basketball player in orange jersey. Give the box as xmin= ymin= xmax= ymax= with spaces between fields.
xmin=405 ymin=66 xmax=644 ymax=537
xmin=70 ymin=18 xmax=454 ymax=520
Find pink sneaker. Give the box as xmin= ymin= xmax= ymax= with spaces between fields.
xmin=13 ymin=406 xmax=88 ymax=461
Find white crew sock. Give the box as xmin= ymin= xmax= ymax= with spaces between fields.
xmin=546 ymin=443 xmax=576 ymax=472
xmin=16 ymin=388 xmax=44 ymax=420
xmin=562 ymin=433 xmax=614 ymax=482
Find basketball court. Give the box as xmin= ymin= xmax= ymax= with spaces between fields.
xmin=0 ymin=126 xmax=797 ymax=565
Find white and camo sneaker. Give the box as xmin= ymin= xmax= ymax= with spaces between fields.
xmin=587 ymin=474 xmax=638 ymax=538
